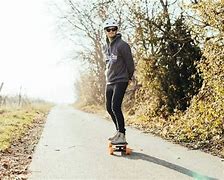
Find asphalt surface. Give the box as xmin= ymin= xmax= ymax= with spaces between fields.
xmin=29 ymin=105 xmax=224 ymax=180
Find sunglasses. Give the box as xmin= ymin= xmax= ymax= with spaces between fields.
xmin=105 ymin=27 xmax=118 ymax=32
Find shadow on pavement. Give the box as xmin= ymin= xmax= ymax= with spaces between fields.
xmin=124 ymin=152 xmax=218 ymax=180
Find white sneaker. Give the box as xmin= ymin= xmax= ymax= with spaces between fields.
xmin=108 ymin=131 xmax=119 ymax=141
xmin=111 ymin=132 xmax=127 ymax=145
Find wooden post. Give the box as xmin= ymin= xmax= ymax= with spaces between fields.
xmin=18 ymin=86 xmax=22 ymax=106
xmin=0 ymin=82 xmax=4 ymax=106
xmin=0 ymin=82 xmax=3 ymax=93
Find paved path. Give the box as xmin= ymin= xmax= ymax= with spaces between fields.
xmin=29 ymin=105 xmax=224 ymax=179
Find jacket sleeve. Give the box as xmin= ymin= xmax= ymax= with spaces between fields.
xmin=120 ymin=42 xmax=135 ymax=80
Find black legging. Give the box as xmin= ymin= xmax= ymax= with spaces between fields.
xmin=105 ymin=82 xmax=128 ymax=134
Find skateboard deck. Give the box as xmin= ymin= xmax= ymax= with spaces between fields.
xmin=108 ymin=142 xmax=132 ymax=155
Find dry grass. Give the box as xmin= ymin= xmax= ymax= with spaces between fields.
xmin=0 ymin=103 xmax=52 ymax=151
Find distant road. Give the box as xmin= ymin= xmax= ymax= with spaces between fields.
xmin=29 ymin=105 xmax=224 ymax=179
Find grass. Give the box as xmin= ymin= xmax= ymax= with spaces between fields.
xmin=0 ymin=104 xmax=52 ymax=151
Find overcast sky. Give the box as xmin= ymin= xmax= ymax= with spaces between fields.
xmin=0 ymin=0 xmax=79 ymax=104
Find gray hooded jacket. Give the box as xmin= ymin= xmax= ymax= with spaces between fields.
xmin=104 ymin=33 xmax=134 ymax=84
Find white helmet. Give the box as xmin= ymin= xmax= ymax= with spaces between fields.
xmin=103 ymin=18 xmax=118 ymax=29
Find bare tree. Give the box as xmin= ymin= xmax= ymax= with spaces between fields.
xmin=54 ymin=0 xmax=128 ymax=104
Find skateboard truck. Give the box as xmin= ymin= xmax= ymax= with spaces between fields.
xmin=108 ymin=142 xmax=132 ymax=155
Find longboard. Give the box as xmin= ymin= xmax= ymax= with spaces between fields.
xmin=108 ymin=142 xmax=132 ymax=155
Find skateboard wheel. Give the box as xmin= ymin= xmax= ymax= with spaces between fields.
xmin=108 ymin=142 xmax=112 ymax=148
xmin=126 ymin=148 xmax=131 ymax=155
xmin=109 ymin=147 xmax=113 ymax=155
